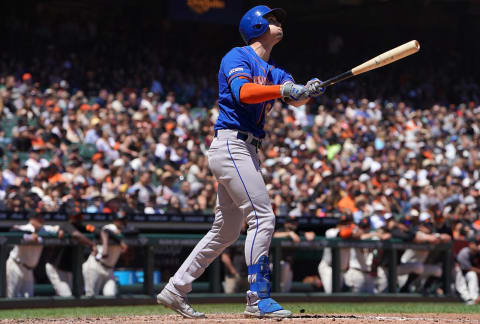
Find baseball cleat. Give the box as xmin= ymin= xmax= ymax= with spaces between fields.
xmin=156 ymin=288 xmax=205 ymax=318
xmin=244 ymin=298 xmax=292 ymax=318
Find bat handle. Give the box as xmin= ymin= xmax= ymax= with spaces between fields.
xmin=318 ymin=70 xmax=354 ymax=89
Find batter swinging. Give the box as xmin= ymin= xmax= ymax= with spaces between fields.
xmin=157 ymin=5 xmax=324 ymax=318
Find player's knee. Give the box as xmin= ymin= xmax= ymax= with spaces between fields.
xmin=211 ymin=216 xmax=243 ymax=244
xmin=246 ymin=211 xmax=274 ymax=231
xmin=222 ymin=230 xmax=242 ymax=246
xmin=246 ymin=193 xmax=275 ymax=219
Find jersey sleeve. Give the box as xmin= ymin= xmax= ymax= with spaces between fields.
xmin=221 ymin=48 xmax=253 ymax=86
xmin=271 ymin=64 xmax=294 ymax=85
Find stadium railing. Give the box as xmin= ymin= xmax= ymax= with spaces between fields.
xmin=0 ymin=233 xmax=453 ymax=298
xmin=0 ymin=211 xmax=340 ymax=231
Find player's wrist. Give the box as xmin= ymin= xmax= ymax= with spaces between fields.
xmin=281 ymin=82 xmax=308 ymax=101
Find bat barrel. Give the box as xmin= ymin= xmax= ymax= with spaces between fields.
xmin=352 ymin=40 xmax=420 ymax=76
xmin=317 ymin=40 xmax=420 ymax=90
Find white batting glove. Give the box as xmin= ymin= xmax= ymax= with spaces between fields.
xmin=305 ymin=78 xmax=325 ymax=97
xmin=281 ymin=82 xmax=309 ymax=101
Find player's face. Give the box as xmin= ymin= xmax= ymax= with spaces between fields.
xmin=266 ymin=15 xmax=283 ymax=43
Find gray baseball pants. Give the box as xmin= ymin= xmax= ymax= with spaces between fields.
xmin=166 ymin=129 xmax=275 ymax=297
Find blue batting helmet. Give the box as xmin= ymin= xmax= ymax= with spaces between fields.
xmin=239 ymin=5 xmax=286 ymax=45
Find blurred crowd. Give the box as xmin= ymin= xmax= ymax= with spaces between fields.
xmin=0 ymin=72 xmax=218 ymax=215
xmin=2 ymin=66 xmax=480 ymax=237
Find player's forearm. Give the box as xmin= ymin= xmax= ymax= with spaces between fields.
xmin=239 ymin=83 xmax=282 ymax=104
xmin=360 ymin=232 xmax=377 ymax=240
xmin=221 ymin=254 xmax=237 ymax=274
xmin=273 ymin=231 xmax=292 ymax=239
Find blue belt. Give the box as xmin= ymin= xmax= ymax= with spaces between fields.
xmin=214 ymin=130 xmax=262 ymax=149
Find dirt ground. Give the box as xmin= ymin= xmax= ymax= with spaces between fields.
xmin=2 ymin=313 xmax=480 ymax=324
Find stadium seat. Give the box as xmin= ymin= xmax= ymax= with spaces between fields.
xmin=79 ymin=144 xmax=97 ymax=159
xmin=1 ymin=118 xmax=18 ymax=138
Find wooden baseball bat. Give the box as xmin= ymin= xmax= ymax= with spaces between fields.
xmin=318 ymin=40 xmax=420 ymax=89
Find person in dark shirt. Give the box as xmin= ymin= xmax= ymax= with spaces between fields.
xmin=156 ymin=149 xmax=180 ymax=174
xmin=44 ymin=206 xmax=97 ymax=297
xmin=434 ymin=215 xmax=453 ymax=237
xmin=12 ymin=126 xmax=32 ymax=152
xmin=60 ymin=185 xmax=87 ymax=213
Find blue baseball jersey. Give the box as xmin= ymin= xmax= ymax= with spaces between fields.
xmin=215 ymin=46 xmax=293 ymax=138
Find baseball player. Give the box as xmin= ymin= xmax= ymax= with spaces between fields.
xmin=44 ymin=206 xmax=98 ymax=297
xmin=82 ymin=212 xmax=128 ymax=296
xmin=398 ymin=212 xmax=450 ymax=293
xmin=7 ymin=213 xmax=60 ymax=298
xmin=344 ymin=217 xmax=390 ymax=293
xmin=375 ymin=213 xmax=444 ymax=292
xmin=157 ymin=5 xmax=324 ymax=318
xmin=318 ymin=215 xmax=358 ymax=293
xmin=455 ymin=240 xmax=480 ymax=305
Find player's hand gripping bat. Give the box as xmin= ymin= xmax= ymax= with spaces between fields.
xmin=318 ymin=40 xmax=420 ymax=89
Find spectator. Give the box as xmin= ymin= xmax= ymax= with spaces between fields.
xmin=156 ymin=171 xmax=176 ymax=207
xmin=128 ymin=171 xmax=155 ymax=205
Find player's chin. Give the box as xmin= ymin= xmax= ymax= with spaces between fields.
xmin=273 ymin=32 xmax=283 ymax=43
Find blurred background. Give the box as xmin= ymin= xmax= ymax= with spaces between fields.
xmin=1 ymin=0 xmax=480 ymax=303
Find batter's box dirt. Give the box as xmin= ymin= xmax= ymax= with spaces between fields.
xmin=1 ymin=313 xmax=480 ymax=324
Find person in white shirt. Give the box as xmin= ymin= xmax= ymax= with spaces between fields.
xmin=7 ymin=214 xmax=60 ymax=298
xmin=155 ymin=133 xmax=180 ymax=161
xmin=82 ymin=212 xmax=128 ymax=296
xmin=3 ymin=158 xmax=20 ymax=186
xmin=24 ymin=151 xmax=47 ymax=180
